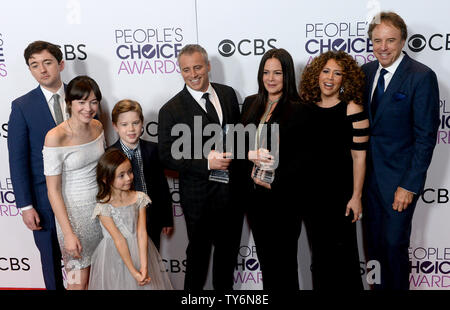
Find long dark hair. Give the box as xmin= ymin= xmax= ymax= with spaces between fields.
xmin=96 ymin=149 xmax=132 ymax=203
xmin=242 ymin=48 xmax=300 ymax=125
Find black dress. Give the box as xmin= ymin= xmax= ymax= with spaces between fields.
xmin=302 ymin=101 xmax=368 ymax=290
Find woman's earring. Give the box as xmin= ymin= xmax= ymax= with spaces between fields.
xmin=340 ymin=86 xmax=344 ymax=94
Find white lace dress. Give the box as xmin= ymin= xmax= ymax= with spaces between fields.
xmin=42 ymin=132 xmax=105 ymax=271
xmin=88 ymin=192 xmax=173 ymax=290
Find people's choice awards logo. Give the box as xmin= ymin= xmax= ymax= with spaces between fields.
xmin=114 ymin=27 xmax=183 ymax=75
xmin=437 ymin=99 xmax=450 ymax=146
xmin=304 ymin=21 xmax=376 ymax=65
xmin=234 ymin=246 xmax=262 ymax=285
xmin=0 ymin=178 xmax=19 ymax=217
xmin=0 ymin=33 xmax=7 ymax=78
xmin=409 ymin=247 xmax=450 ymax=289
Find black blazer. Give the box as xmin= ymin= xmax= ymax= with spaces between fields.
xmin=109 ymin=138 xmax=173 ymax=228
xmin=240 ymin=95 xmax=308 ymax=201
xmin=158 ymin=83 xmax=241 ymax=218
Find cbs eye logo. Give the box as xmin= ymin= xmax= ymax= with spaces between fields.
xmin=407 ymin=33 xmax=450 ymax=53
xmin=408 ymin=34 xmax=427 ymax=52
xmin=218 ymin=38 xmax=277 ymax=57
xmin=218 ymin=40 xmax=236 ymax=57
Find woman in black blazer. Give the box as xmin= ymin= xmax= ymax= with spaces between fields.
xmin=240 ymin=48 xmax=308 ymax=290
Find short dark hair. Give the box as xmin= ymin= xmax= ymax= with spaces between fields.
xmin=368 ymin=11 xmax=407 ymax=41
xmin=24 ymin=41 xmax=63 ymax=66
xmin=65 ymin=75 xmax=102 ymax=116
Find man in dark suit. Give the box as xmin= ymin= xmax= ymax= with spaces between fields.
xmin=109 ymin=99 xmax=173 ymax=250
xmin=8 ymin=41 xmax=67 ymax=290
xmin=158 ymin=44 xmax=243 ymax=290
xmin=362 ymin=12 xmax=440 ymax=290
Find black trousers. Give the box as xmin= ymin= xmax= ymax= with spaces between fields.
xmin=182 ymin=186 xmax=244 ymax=290
xmin=146 ymin=206 xmax=163 ymax=251
xmin=247 ymin=185 xmax=302 ymax=290
xmin=303 ymin=207 xmax=363 ymax=290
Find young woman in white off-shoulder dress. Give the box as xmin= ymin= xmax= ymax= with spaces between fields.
xmin=43 ymin=76 xmax=104 ymax=290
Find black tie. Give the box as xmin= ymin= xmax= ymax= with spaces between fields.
xmin=129 ymin=148 xmax=143 ymax=192
xmin=202 ymin=92 xmax=220 ymax=124
xmin=371 ymin=68 xmax=388 ymax=117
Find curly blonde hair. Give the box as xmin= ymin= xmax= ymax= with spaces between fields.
xmin=299 ymin=51 xmax=365 ymax=105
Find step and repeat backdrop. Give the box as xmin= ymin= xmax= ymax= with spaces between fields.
xmin=1 ymin=0 xmax=449 ymax=290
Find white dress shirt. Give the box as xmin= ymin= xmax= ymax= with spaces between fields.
xmin=370 ymin=52 xmax=404 ymax=101
xmin=186 ymin=83 xmax=224 ymax=170
xmin=186 ymin=83 xmax=223 ymax=125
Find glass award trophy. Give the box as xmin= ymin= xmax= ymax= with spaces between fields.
xmin=209 ymin=125 xmax=230 ymax=184
xmin=251 ymin=123 xmax=279 ymax=185
xmin=252 ymin=162 xmax=275 ymax=184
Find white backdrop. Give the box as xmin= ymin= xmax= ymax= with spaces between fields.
xmin=1 ymin=0 xmax=449 ymax=290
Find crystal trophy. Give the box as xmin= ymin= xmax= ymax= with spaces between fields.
xmin=251 ymin=123 xmax=279 ymax=185
xmin=252 ymin=163 xmax=275 ymax=184
xmin=209 ymin=125 xmax=230 ymax=184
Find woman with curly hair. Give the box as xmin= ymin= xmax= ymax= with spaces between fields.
xmin=299 ymin=50 xmax=369 ymax=290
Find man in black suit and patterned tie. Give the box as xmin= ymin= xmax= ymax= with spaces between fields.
xmin=158 ymin=44 xmax=243 ymax=290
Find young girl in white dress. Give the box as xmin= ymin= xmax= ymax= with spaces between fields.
xmin=88 ymin=149 xmax=173 ymax=290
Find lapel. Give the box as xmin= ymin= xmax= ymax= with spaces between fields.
xmin=211 ymin=83 xmax=228 ymax=126
xmin=111 ymin=139 xmax=122 ymax=150
xmin=182 ymin=84 xmax=224 ymax=127
xmin=372 ymin=53 xmax=410 ymax=126
xmin=139 ymin=139 xmax=151 ymax=168
xmin=366 ymin=65 xmax=376 ymax=116
xmin=181 ymin=85 xmax=209 ymax=123
xmin=365 ymin=61 xmax=378 ymax=123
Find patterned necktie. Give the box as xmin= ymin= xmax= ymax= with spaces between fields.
xmin=129 ymin=148 xmax=143 ymax=192
xmin=52 ymin=93 xmax=64 ymax=125
xmin=202 ymin=92 xmax=220 ymax=124
xmin=371 ymin=68 xmax=388 ymax=117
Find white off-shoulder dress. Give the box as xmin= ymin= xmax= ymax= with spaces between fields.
xmin=88 ymin=191 xmax=173 ymax=290
xmin=42 ymin=131 xmax=105 ymax=271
